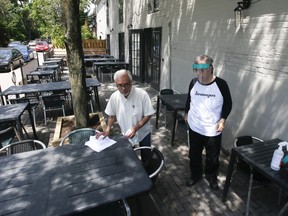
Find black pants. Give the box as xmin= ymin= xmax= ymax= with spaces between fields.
xmin=188 ymin=128 xmax=222 ymax=181
xmin=139 ymin=133 xmax=151 ymax=165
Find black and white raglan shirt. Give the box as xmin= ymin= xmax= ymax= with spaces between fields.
xmin=185 ymin=77 xmax=232 ymax=137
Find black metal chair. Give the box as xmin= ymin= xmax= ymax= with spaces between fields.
xmin=9 ymin=97 xmax=39 ymax=127
xmin=0 ymin=139 xmax=46 ymax=155
xmin=133 ymin=146 xmax=164 ymax=215
xmin=40 ymin=94 xmax=66 ymax=125
xmin=99 ymin=66 xmax=113 ymax=82
xmin=159 ymin=89 xmax=180 ymax=127
xmin=0 ymin=123 xmax=19 ymax=150
xmin=59 ymin=128 xmax=97 ymax=146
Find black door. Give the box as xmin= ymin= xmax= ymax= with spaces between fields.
xmin=118 ymin=33 xmax=125 ymax=61
xmin=129 ymin=30 xmax=143 ymax=82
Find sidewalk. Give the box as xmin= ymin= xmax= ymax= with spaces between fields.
xmin=22 ymin=71 xmax=285 ymax=216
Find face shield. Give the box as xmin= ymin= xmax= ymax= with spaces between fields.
xmin=192 ymin=63 xmax=213 ymax=84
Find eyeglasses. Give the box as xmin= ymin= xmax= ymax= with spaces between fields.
xmin=116 ymin=83 xmax=131 ymax=88
xmin=193 ymin=67 xmax=211 ymax=73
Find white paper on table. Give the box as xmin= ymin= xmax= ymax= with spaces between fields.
xmin=85 ymin=135 xmax=116 ymax=152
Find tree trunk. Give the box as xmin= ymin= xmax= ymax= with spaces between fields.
xmin=60 ymin=0 xmax=89 ymax=128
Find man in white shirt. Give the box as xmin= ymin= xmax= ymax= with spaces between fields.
xmin=96 ymin=69 xmax=155 ymax=162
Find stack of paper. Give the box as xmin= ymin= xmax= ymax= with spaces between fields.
xmin=85 ymin=135 xmax=117 ymax=152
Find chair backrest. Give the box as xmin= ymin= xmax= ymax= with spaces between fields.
xmin=160 ymin=89 xmax=174 ymax=95
xmin=0 ymin=139 xmax=46 ymax=155
xmin=0 ymin=123 xmax=17 ymax=149
xmin=60 ymin=128 xmax=97 ymax=146
xmin=41 ymin=94 xmax=65 ymax=109
xmin=234 ymin=136 xmax=263 ymax=148
xmin=134 ymin=146 xmax=165 ymax=184
xmin=9 ymin=97 xmax=30 ymax=105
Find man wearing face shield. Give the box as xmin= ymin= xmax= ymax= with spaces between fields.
xmin=184 ymin=55 xmax=232 ymax=190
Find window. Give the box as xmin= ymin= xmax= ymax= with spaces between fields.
xmin=119 ymin=0 xmax=123 ymax=24
xmin=147 ymin=0 xmax=159 ymax=13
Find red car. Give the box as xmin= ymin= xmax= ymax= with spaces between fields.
xmin=35 ymin=41 xmax=50 ymax=52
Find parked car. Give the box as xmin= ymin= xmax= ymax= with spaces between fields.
xmin=0 ymin=48 xmax=24 ymax=72
xmin=35 ymin=41 xmax=50 ymax=52
xmin=8 ymin=41 xmax=22 ymax=46
xmin=14 ymin=45 xmax=35 ymax=62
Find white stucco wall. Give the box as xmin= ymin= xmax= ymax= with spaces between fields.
xmin=107 ymin=0 xmax=288 ymax=151
xmin=95 ymin=0 xmax=108 ymax=39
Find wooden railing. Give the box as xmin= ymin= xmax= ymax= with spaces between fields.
xmin=82 ymin=39 xmax=107 ymax=54
xmin=53 ymin=39 xmax=107 ymax=55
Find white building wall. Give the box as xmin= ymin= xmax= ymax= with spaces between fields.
xmin=108 ymin=0 xmax=288 ymax=151
xmin=95 ymin=0 xmax=108 ymax=39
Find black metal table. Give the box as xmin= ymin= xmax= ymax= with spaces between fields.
xmin=0 ymin=136 xmax=152 ymax=215
xmin=155 ymin=94 xmax=188 ymax=145
xmin=222 ymin=138 xmax=288 ymax=216
xmin=84 ymin=54 xmax=114 ymax=58
xmin=2 ymin=78 xmax=101 ymax=110
xmin=84 ymin=57 xmax=118 ymax=63
xmin=0 ymin=103 xmax=37 ymax=139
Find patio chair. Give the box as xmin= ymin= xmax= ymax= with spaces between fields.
xmin=0 ymin=123 xmax=19 ymax=150
xmin=133 ymin=146 xmax=164 ymax=215
xmin=59 ymin=128 xmax=97 ymax=146
xmin=40 ymin=94 xmax=66 ymax=125
xmin=175 ymin=114 xmax=190 ymax=148
xmin=99 ymin=66 xmax=113 ymax=82
xmin=234 ymin=136 xmax=282 ymax=215
xmin=159 ymin=89 xmax=180 ymax=127
xmin=0 ymin=139 xmax=46 ymax=155
xmin=9 ymin=97 xmax=39 ymax=127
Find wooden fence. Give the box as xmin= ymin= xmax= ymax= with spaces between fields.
xmin=53 ymin=39 xmax=107 ymax=55
xmin=82 ymin=39 xmax=107 ymax=54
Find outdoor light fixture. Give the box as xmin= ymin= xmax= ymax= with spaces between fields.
xmin=127 ymin=23 xmax=133 ymax=29
xmin=234 ymin=0 xmax=251 ymax=27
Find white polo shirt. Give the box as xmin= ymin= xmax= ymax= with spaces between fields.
xmin=105 ymin=86 xmax=155 ymax=145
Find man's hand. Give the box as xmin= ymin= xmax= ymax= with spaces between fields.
xmin=124 ymin=127 xmax=137 ymax=139
xmin=216 ymin=118 xmax=226 ymax=132
xmin=96 ymin=130 xmax=109 ymax=139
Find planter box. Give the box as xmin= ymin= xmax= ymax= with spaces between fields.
xmin=52 ymin=112 xmax=106 ymax=147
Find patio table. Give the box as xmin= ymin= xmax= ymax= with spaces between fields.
xmin=84 ymin=57 xmax=118 ymax=63
xmin=0 ymin=102 xmax=37 ymax=139
xmin=155 ymin=93 xmax=188 ymax=145
xmin=2 ymin=78 xmax=101 ymax=110
xmin=222 ymin=138 xmax=288 ymax=216
xmin=0 ymin=136 xmax=152 ymax=215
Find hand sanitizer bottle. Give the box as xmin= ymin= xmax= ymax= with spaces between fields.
xmin=270 ymin=142 xmax=288 ymax=171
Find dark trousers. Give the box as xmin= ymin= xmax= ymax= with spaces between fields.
xmin=188 ymin=128 xmax=222 ymax=181
xmin=139 ymin=133 xmax=151 ymax=165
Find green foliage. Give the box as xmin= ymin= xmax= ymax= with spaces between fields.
xmin=0 ymin=0 xmax=94 ymax=47
xmin=81 ymin=23 xmax=93 ymax=39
